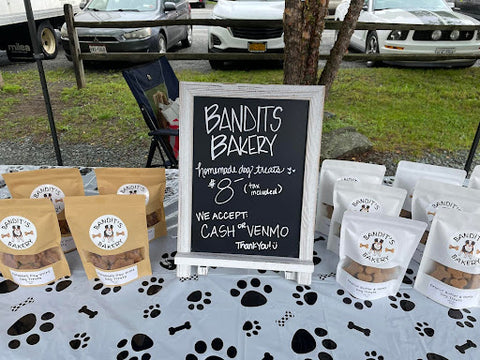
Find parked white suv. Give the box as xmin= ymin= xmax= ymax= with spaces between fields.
xmin=207 ymin=0 xmax=285 ymax=69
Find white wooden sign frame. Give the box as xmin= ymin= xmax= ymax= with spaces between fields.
xmin=175 ymin=82 xmax=324 ymax=285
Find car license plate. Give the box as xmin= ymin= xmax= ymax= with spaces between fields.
xmin=435 ymin=48 xmax=455 ymax=55
xmin=88 ymin=44 xmax=107 ymax=54
xmin=248 ymin=42 xmax=267 ymax=53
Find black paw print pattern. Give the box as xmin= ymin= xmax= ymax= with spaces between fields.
xmin=160 ymin=251 xmax=177 ymax=270
xmin=7 ymin=312 xmax=55 ymax=349
xmin=117 ymin=333 xmax=154 ymax=360
xmin=365 ymin=351 xmax=384 ymax=360
xmin=11 ymin=297 xmax=35 ymax=312
xmin=402 ymin=268 xmax=415 ymax=285
xmin=69 ymin=332 xmax=90 ymax=349
xmin=138 ymin=277 xmax=164 ymax=296
xmin=93 ymin=278 xmax=121 ymax=295
xmin=45 ymin=276 xmax=72 ymax=293
xmin=318 ymin=272 xmax=336 ymax=281
xmin=448 ymin=308 xmax=477 ymax=328
xmin=0 ymin=278 xmax=19 ymax=294
xmin=242 ymin=320 xmax=261 ymax=337
xmin=291 ymin=328 xmax=337 ymax=360
xmin=187 ymin=290 xmax=212 ymax=310
xmin=425 ymin=353 xmax=449 ymax=360
xmin=389 ymin=292 xmax=415 ymax=312
xmin=415 ymin=322 xmax=434 ymax=337
xmin=185 ymin=338 xmax=237 ymax=360
xmin=230 ymin=278 xmax=272 ymax=307
xmin=143 ymin=304 xmax=161 ymax=319
xmin=336 ymin=289 xmax=372 ymax=310
xmin=293 ymin=285 xmax=318 ymax=306
xmin=313 ymin=251 xmax=321 ymax=266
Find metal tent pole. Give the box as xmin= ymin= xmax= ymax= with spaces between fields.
xmin=465 ymin=121 xmax=480 ymax=174
xmin=23 ymin=0 xmax=63 ymax=166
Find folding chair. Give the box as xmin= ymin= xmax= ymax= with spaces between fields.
xmin=122 ymin=57 xmax=179 ymax=168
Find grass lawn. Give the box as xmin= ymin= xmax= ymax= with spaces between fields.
xmin=0 ymin=65 xmax=479 ymax=156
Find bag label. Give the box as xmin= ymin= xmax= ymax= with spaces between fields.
xmin=427 ymin=278 xmax=479 ymax=308
xmin=95 ymin=265 xmax=138 ymax=286
xmin=117 ymin=183 xmax=149 ymax=205
xmin=89 ymin=215 xmax=128 ymax=250
xmin=338 ymin=270 xmax=396 ymax=300
xmin=30 ymin=184 xmax=65 ymax=214
xmin=11 ymin=267 xmax=55 ymax=286
xmin=0 ymin=216 xmax=37 ymax=250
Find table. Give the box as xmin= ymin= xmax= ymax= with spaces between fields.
xmin=0 ymin=165 xmax=479 ymax=360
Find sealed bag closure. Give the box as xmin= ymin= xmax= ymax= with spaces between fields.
xmin=95 ymin=168 xmax=167 ymax=242
xmin=0 ymin=198 xmax=71 ymax=286
xmin=337 ymin=211 xmax=426 ymax=300
xmin=392 ymin=161 xmax=466 ymax=217
xmin=3 ymin=168 xmax=85 ymax=253
xmin=315 ymin=160 xmax=385 ymax=236
xmin=65 ymin=194 xmax=151 ymax=286
xmin=327 ymin=181 xmax=407 ymax=254
xmin=414 ymin=208 xmax=480 ymax=309
xmin=411 ymin=179 xmax=480 ymax=263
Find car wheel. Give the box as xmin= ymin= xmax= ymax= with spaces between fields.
xmin=209 ymin=60 xmax=224 ymax=70
xmin=181 ymin=26 xmax=193 ymax=48
xmin=37 ymin=21 xmax=58 ymax=60
xmin=156 ymin=33 xmax=167 ymax=53
xmin=365 ymin=31 xmax=380 ymax=67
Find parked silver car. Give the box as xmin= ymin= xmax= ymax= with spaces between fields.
xmin=61 ymin=0 xmax=192 ymax=60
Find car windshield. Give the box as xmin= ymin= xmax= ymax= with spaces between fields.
xmin=87 ymin=0 xmax=158 ymax=11
xmin=373 ymin=0 xmax=450 ymax=11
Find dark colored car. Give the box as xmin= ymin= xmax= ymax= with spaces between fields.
xmin=61 ymin=0 xmax=192 ymax=60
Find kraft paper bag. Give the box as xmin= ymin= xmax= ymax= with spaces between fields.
xmin=0 ymin=198 xmax=70 ymax=286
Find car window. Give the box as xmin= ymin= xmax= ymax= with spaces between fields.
xmin=374 ymin=0 xmax=450 ymax=11
xmin=86 ymin=0 xmax=158 ymax=11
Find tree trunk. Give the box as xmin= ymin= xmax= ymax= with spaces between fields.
xmin=283 ymin=0 xmax=329 ymax=85
xmin=318 ymin=0 xmax=364 ymax=97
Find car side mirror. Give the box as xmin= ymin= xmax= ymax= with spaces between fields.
xmin=164 ymin=2 xmax=177 ymax=11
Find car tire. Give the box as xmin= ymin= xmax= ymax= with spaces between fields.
xmin=37 ymin=21 xmax=58 ymax=60
xmin=365 ymin=31 xmax=381 ymax=67
xmin=181 ymin=26 xmax=193 ymax=48
xmin=156 ymin=33 xmax=167 ymax=53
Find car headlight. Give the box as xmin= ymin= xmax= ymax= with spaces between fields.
xmin=431 ymin=30 xmax=442 ymax=41
xmin=60 ymin=23 xmax=69 ymax=39
xmin=387 ymin=30 xmax=408 ymax=41
xmin=124 ymin=28 xmax=152 ymax=40
xmin=450 ymin=30 xmax=460 ymax=40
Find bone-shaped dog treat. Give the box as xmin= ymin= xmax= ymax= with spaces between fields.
xmin=455 ymin=340 xmax=477 ymax=354
xmin=449 ymin=245 xmax=459 ymax=250
xmin=1 ymin=233 xmax=10 ymax=238
xmin=168 ymin=321 xmax=191 ymax=335
xmin=24 ymin=231 xmax=34 ymax=236
xmin=116 ymin=231 xmax=125 ymax=236
xmin=92 ymin=233 xmax=101 ymax=238
xmin=55 ymin=199 xmax=64 ymax=203
xmin=427 ymin=211 xmax=436 ymax=216
xmin=385 ymin=248 xmax=394 ymax=253
xmin=359 ymin=243 xmax=369 ymax=249
xmin=477 ymin=250 xmax=480 ymax=255
xmin=78 ymin=305 xmax=98 ymax=319
xmin=347 ymin=321 xmax=370 ymax=336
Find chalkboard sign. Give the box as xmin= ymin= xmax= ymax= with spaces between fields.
xmin=175 ymin=83 xmax=324 ymax=285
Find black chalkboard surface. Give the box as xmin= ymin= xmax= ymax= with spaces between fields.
xmin=176 ymin=82 xmax=324 ymax=285
xmin=191 ymin=96 xmax=309 ymax=258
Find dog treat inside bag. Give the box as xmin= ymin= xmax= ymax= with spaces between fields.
xmin=315 ymin=160 xmax=386 ymax=236
xmin=95 ymin=168 xmax=167 ymax=241
xmin=411 ymin=179 xmax=480 ymax=263
xmin=65 ymin=194 xmax=151 ymax=286
xmin=468 ymin=165 xmax=480 ymax=189
xmin=415 ymin=209 xmax=480 ymax=309
xmin=392 ymin=161 xmax=466 ymax=218
xmin=0 ymin=199 xmax=70 ymax=286
xmin=327 ymin=181 xmax=407 ymax=254
xmin=337 ymin=211 xmax=426 ymax=300
xmin=3 ymin=168 xmax=85 ymax=253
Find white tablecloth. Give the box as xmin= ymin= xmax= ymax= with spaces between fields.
xmin=0 ymin=166 xmax=478 ymax=360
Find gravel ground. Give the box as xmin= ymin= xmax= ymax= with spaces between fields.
xmin=1 ymin=136 xmax=480 ymax=176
